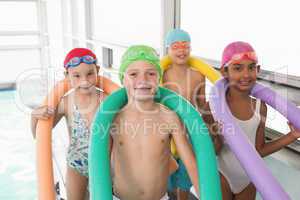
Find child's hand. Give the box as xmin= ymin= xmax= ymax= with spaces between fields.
xmin=287 ymin=122 xmax=300 ymax=139
xmin=209 ymin=121 xmax=223 ymax=136
xmin=31 ymin=106 xmax=54 ymax=120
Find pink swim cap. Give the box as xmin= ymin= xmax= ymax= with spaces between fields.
xmin=221 ymin=41 xmax=257 ymax=68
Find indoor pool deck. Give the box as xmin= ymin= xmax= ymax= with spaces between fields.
xmin=1 ymin=90 xmax=299 ymax=199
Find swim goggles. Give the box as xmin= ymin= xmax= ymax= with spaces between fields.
xmin=225 ymin=51 xmax=257 ymax=67
xmin=64 ymin=55 xmax=97 ymax=68
xmin=170 ymin=41 xmax=190 ymax=50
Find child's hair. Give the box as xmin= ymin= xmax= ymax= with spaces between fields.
xmin=221 ymin=41 xmax=258 ymax=68
xmin=63 ymin=48 xmax=97 ymax=69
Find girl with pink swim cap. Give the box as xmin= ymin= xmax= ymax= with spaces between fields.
xmin=215 ymin=41 xmax=300 ymax=200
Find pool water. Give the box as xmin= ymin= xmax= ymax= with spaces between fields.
xmin=0 ymin=90 xmax=37 ymax=199
xmin=0 ymin=90 xmax=299 ymax=199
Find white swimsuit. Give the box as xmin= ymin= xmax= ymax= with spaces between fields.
xmin=218 ymin=99 xmax=261 ymax=194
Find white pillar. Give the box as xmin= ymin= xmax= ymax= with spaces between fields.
xmin=160 ymin=0 xmax=181 ymax=56
xmin=36 ymin=0 xmax=50 ymax=69
xmin=84 ymin=0 xmax=94 ymax=50
xmin=70 ymin=0 xmax=79 ymax=47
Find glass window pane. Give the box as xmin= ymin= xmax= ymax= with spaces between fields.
xmin=93 ymin=46 xmax=103 ymax=65
xmin=76 ymin=0 xmax=86 ymax=43
xmin=266 ymin=105 xmax=290 ymax=134
xmin=182 ymin=0 xmax=300 ymax=77
xmin=112 ymin=47 xmax=126 ymax=70
xmin=0 ymin=2 xmax=38 ymax=31
xmin=0 ymin=36 xmax=39 ymax=46
xmin=0 ymin=50 xmax=40 ymax=83
xmin=93 ymin=0 xmax=161 ymax=49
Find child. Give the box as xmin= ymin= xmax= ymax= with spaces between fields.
xmin=162 ymin=28 xmax=209 ymax=199
xmin=110 ymin=45 xmax=199 ymax=200
xmin=163 ymin=28 xmax=206 ymax=108
xmin=31 ymin=48 xmax=107 ymax=200
xmin=216 ymin=41 xmax=300 ymax=200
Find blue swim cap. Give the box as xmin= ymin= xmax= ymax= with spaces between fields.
xmin=165 ymin=29 xmax=191 ymax=47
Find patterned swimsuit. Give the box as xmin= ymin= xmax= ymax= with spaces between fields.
xmin=66 ymin=105 xmax=90 ymax=177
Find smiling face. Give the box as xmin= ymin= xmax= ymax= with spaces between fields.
xmin=167 ymin=41 xmax=191 ymax=65
xmin=66 ymin=63 xmax=98 ymax=94
xmin=123 ymin=60 xmax=159 ymax=101
xmin=222 ymin=59 xmax=260 ymax=92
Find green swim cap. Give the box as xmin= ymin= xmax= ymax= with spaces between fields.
xmin=119 ymin=45 xmax=162 ymax=83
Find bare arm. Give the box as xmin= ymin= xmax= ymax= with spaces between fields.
xmin=256 ymin=102 xmax=300 ymax=157
xmin=31 ymin=100 xmax=64 ymax=138
xmin=31 ymin=115 xmax=39 ymax=138
xmin=200 ymin=102 xmax=223 ymax=154
xmin=31 ymin=106 xmax=53 ymax=138
xmin=171 ymin=114 xmax=200 ymax=196
xmin=195 ymin=77 xmax=206 ymax=111
xmin=109 ymin=136 xmax=113 ymax=158
xmin=210 ymin=134 xmax=223 ymax=155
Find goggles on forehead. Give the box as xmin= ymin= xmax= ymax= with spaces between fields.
xmin=225 ymin=52 xmax=257 ymax=67
xmin=123 ymin=49 xmax=159 ymax=63
xmin=64 ymin=55 xmax=97 ymax=68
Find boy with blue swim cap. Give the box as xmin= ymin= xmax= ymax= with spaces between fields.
xmin=163 ymin=28 xmax=207 ymax=108
xmin=163 ymin=29 xmax=210 ymax=199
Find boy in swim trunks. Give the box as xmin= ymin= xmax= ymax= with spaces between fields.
xmin=162 ymin=29 xmax=214 ymax=199
xmin=110 ymin=45 xmax=199 ymax=200
xmin=31 ymin=48 xmax=107 ymax=200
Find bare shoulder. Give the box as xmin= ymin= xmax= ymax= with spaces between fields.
xmin=157 ymin=104 xmax=185 ymax=136
xmin=162 ymin=66 xmax=174 ymax=81
xmin=158 ymin=104 xmax=181 ymax=124
xmin=112 ymin=106 xmax=127 ymax=123
xmin=188 ymin=65 xmax=205 ymax=79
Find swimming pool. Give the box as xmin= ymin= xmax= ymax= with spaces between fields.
xmin=0 ymin=90 xmax=37 ymax=199
xmin=0 ymin=90 xmax=299 ymax=199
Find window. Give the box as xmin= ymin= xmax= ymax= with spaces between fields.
xmin=92 ymin=0 xmax=161 ymax=68
xmin=0 ymin=2 xmax=38 ymax=31
xmin=182 ymin=0 xmax=300 ymax=77
xmin=0 ymin=1 xmax=40 ymax=83
xmin=182 ymin=0 xmax=300 ymax=135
